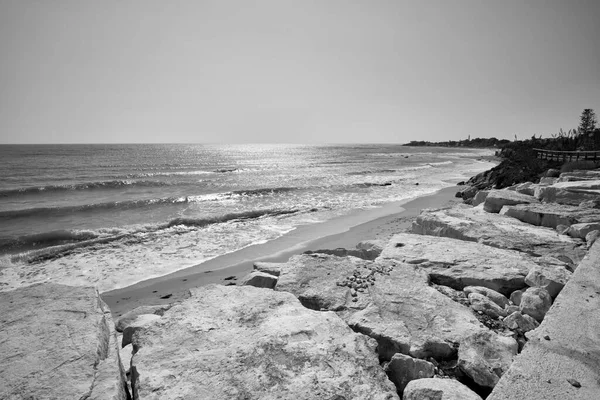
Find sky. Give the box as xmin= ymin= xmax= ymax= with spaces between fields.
xmin=0 ymin=1 xmax=599 ymax=144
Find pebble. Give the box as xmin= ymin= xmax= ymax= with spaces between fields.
xmin=567 ymin=378 xmax=581 ymax=388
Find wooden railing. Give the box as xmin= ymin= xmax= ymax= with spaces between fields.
xmin=533 ymin=148 xmax=600 ymax=162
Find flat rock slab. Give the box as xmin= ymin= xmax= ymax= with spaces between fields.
xmin=534 ymin=181 xmax=600 ymax=206
xmin=379 ymin=233 xmax=554 ymax=296
xmin=130 ymin=284 xmax=399 ymax=400
xmin=0 ymin=283 xmax=127 ymax=400
xmin=404 ymin=378 xmax=483 ymax=400
xmin=488 ymin=242 xmax=600 ymax=400
xmin=500 ymin=203 xmax=600 ymax=229
xmin=275 ymin=253 xmax=485 ymax=360
xmin=483 ymin=190 xmax=539 ymax=213
xmin=411 ymin=205 xmax=584 ymax=263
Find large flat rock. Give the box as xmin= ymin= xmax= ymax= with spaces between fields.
xmin=130 ymin=284 xmax=399 ymax=400
xmin=557 ymin=170 xmax=600 ymax=182
xmin=0 ymin=283 xmax=128 ymax=400
xmin=411 ymin=204 xmax=584 ymax=263
xmin=488 ymin=242 xmax=600 ymax=399
xmin=275 ymin=253 xmax=486 ymax=360
xmin=483 ymin=190 xmax=539 ymax=213
xmin=534 ymin=180 xmax=600 ymax=205
xmin=379 ymin=233 xmax=561 ymax=296
xmin=500 ymin=203 xmax=600 ymax=229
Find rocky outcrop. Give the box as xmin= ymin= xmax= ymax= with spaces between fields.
xmin=274 ymin=253 xmax=486 ymax=360
xmin=130 ymin=284 xmax=399 ymax=400
xmin=458 ymin=331 xmax=518 ymax=388
xmin=500 ymin=203 xmax=600 ymax=229
xmin=379 ymin=233 xmax=556 ymax=296
xmin=240 ymin=270 xmax=278 ymax=288
xmin=384 ymin=353 xmax=435 ymax=394
xmin=519 ymin=287 xmax=552 ymax=322
xmin=411 ymin=205 xmax=584 ymax=264
xmin=403 ymin=378 xmax=483 ymax=400
xmin=0 ymin=283 xmax=128 ymax=400
xmin=483 ymin=190 xmax=539 ymax=213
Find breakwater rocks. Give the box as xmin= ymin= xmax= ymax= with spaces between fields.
xmin=2 ymin=168 xmax=600 ymax=399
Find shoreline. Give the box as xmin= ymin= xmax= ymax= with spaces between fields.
xmin=102 ymin=185 xmax=462 ymax=317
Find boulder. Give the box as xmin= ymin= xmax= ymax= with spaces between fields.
xmin=130 ymin=284 xmax=399 ymax=400
xmin=544 ymin=168 xmax=561 ymax=178
xmin=534 ymin=181 xmax=600 ymax=206
xmin=411 ymin=205 xmax=584 ymax=264
xmin=384 ymin=353 xmax=435 ymax=394
xmin=557 ymin=170 xmax=600 ymax=182
xmin=514 ymin=182 xmax=536 ymax=196
xmin=253 ymin=261 xmax=282 ymax=276
xmin=240 ymin=270 xmax=278 ymax=288
xmin=458 ymin=331 xmax=518 ymax=388
xmin=524 ymin=264 xmax=572 ymax=298
xmin=509 ymin=290 xmax=523 ymax=306
xmin=500 ymin=203 xmax=600 ymax=229
xmin=122 ymin=314 xmax=162 ymax=347
xmin=467 ymin=293 xmax=507 ymax=319
xmin=403 ymin=378 xmax=483 ymax=400
xmin=483 ymin=190 xmax=539 ymax=213
xmin=464 ymin=286 xmax=510 ymax=308
xmin=115 ymin=304 xmax=171 ymax=332
xmin=566 ymin=222 xmax=600 ymax=239
xmin=586 ymin=230 xmax=600 ymax=248
xmin=275 ymin=253 xmax=486 ymax=360
xmin=505 ymin=305 xmax=519 ymax=314
xmin=0 ymin=283 xmax=128 ymax=400
xmin=458 ymin=185 xmax=478 ymax=201
xmin=380 ymin=233 xmax=548 ymax=296
xmin=538 ymin=177 xmax=558 ymax=185
xmin=472 ymin=190 xmax=489 ymax=206
xmin=519 ymin=287 xmax=552 ymax=322
xmin=503 ymin=311 xmax=539 ymax=333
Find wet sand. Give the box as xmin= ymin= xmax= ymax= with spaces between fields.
xmin=102 ymin=185 xmax=462 ymax=317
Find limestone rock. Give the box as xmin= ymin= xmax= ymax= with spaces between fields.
xmin=586 ymin=230 xmax=600 ymax=248
xmin=241 ymin=270 xmax=278 ymax=288
xmin=275 ymin=253 xmax=485 ymax=360
xmin=380 ymin=233 xmax=547 ymax=296
xmin=535 ymin=181 xmax=600 ymax=206
xmin=122 ymin=314 xmax=162 ymax=347
xmin=509 ymin=290 xmax=523 ymax=306
xmin=520 ymin=287 xmax=552 ymax=322
xmin=384 ymin=353 xmax=435 ymax=394
xmin=0 ymin=283 xmax=128 ymax=400
xmin=566 ymin=222 xmax=600 ymax=239
xmin=524 ymin=264 xmax=572 ymax=298
xmin=403 ymin=378 xmax=483 ymax=400
xmin=514 ymin=182 xmax=535 ymax=196
xmin=115 ymin=304 xmax=171 ymax=332
xmin=253 ymin=261 xmax=281 ymax=276
xmin=557 ymin=170 xmax=600 ymax=182
xmin=130 ymin=284 xmax=399 ymax=400
xmin=483 ymin=190 xmax=539 ymax=213
xmin=464 ymin=286 xmax=509 ymax=308
xmin=503 ymin=311 xmax=539 ymax=333
xmin=500 ymin=203 xmax=600 ymax=229
xmin=458 ymin=331 xmax=518 ymax=388
xmin=411 ymin=205 xmax=584 ymax=264
xmin=467 ymin=293 xmax=507 ymax=319
xmin=472 ymin=190 xmax=489 ymax=206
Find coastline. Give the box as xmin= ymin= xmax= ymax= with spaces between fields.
xmin=102 ymin=185 xmax=462 ymax=317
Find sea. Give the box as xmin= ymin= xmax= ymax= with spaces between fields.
xmin=0 ymin=143 xmax=494 ymax=293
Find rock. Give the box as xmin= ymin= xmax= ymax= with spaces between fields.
xmin=509 ymin=290 xmax=523 ymax=306
xmin=519 ymin=287 xmax=552 ymax=322
xmin=538 ymin=177 xmax=558 ymax=185
xmin=253 ymin=261 xmax=281 ymax=276
xmin=240 ymin=270 xmax=278 ymax=288
xmin=566 ymin=222 xmax=600 ymax=239
xmin=557 ymin=170 xmax=600 ymax=182
xmin=0 ymin=283 xmax=128 ymax=400
xmin=579 ymin=199 xmax=600 ymax=209
xmin=505 ymin=305 xmax=520 ymax=314
xmin=115 ymin=304 xmax=171 ymax=332
xmin=500 ymin=203 xmax=600 ymax=229
xmin=544 ymin=168 xmax=561 ymax=178
xmin=464 ymin=286 xmax=510 ymax=308
xmin=411 ymin=204 xmax=584 ymax=263
xmin=514 ymin=182 xmax=536 ymax=196
xmin=304 ymin=243 xmax=383 ymax=261
xmin=458 ymin=185 xmax=478 ymax=201
xmin=275 ymin=253 xmax=485 ymax=360
xmin=130 ymin=284 xmax=399 ymax=400
xmin=380 ymin=233 xmax=548 ymax=296
xmin=384 ymin=353 xmax=435 ymax=394
xmin=586 ymin=230 xmax=600 ymax=247
xmin=483 ymin=190 xmax=539 ymax=213
xmin=458 ymin=331 xmax=518 ymax=388
xmin=468 ymin=293 xmax=507 ymax=319
xmin=122 ymin=314 xmax=162 ymax=347
xmin=403 ymin=378 xmax=483 ymax=400
xmin=503 ymin=311 xmax=539 ymax=333
xmin=119 ymin=342 xmax=134 ymax=375
xmin=472 ymin=190 xmax=489 ymax=206
xmin=534 ymin=181 xmax=600 ymax=206
xmin=524 ymin=264 xmax=572 ymax=298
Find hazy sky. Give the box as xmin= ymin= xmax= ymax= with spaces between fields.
xmin=1 ymin=1 xmax=598 ymax=144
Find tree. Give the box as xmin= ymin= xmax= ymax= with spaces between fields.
xmin=579 ymin=109 xmax=597 ymax=134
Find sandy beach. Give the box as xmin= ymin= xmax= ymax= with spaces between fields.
xmin=102 ymin=185 xmax=462 ymax=317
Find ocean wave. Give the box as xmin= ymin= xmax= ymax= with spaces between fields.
xmin=5 ymin=207 xmax=302 ymax=262
xmin=346 ymin=169 xmax=396 ymax=176
xmin=0 ymin=179 xmax=172 ymax=197
xmin=427 ymin=161 xmax=454 ymax=166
